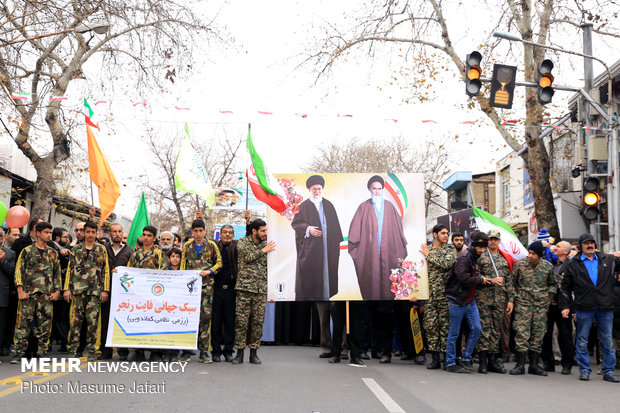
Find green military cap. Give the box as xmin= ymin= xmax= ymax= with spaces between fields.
xmin=487 ymin=229 xmax=501 ymax=239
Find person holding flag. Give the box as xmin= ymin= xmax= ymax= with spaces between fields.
xmin=475 ymin=229 xmax=515 ymax=374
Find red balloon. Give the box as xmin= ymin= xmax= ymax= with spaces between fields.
xmin=6 ymin=206 xmax=30 ymax=229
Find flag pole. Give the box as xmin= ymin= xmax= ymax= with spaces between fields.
xmin=245 ymin=123 xmax=250 ymax=210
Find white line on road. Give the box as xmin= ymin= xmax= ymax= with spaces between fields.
xmin=362 ymin=378 xmax=406 ymax=413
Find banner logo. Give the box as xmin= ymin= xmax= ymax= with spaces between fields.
xmin=151 ymin=283 xmax=165 ymax=296
xmin=119 ymin=273 xmax=134 ymax=292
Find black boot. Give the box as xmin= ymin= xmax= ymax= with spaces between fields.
xmin=232 ymin=349 xmax=244 ymax=364
xmin=426 ymin=351 xmax=441 ymax=370
xmin=442 ymin=352 xmax=447 ymax=370
xmin=487 ymin=353 xmax=506 ymax=374
xmin=249 ymin=348 xmax=261 ymax=365
xmin=478 ymin=351 xmax=488 ymax=374
xmin=509 ymin=351 xmax=526 ymax=375
xmin=527 ymin=351 xmax=547 ymax=376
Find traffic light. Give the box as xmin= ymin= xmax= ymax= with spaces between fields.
xmin=582 ymin=177 xmax=600 ymax=220
xmin=537 ymin=59 xmax=554 ymax=104
xmin=489 ymin=64 xmax=517 ymax=109
xmin=465 ymin=51 xmax=482 ymax=96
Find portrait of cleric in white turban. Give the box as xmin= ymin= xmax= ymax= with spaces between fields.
xmin=291 ymin=175 xmax=343 ymax=300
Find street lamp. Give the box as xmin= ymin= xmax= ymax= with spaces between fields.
xmin=1 ymin=21 xmax=110 ymax=46
xmin=493 ymin=30 xmax=618 ymax=251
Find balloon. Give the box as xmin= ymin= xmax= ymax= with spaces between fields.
xmin=0 ymin=202 xmax=7 ymax=226
xmin=6 ymin=205 xmax=30 ymax=229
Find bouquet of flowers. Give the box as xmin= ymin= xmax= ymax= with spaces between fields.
xmin=389 ymin=258 xmax=423 ymax=299
xmin=279 ymin=178 xmax=303 ymax=221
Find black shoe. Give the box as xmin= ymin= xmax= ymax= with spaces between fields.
xmin=487 ymin=354 xmax=506 ymax=374
xmin=149 ymin=351 xmax=163 ymax=362
xmin=380 ymin=356 xmax=391 ymax=364
xmin=510 ymin=352 xmax=526 ymax=375
xmin=414 ymin=354 xmax=426 ymax=365
xmin=75 ymin=351 xmax=83 ymax=358
xmin=129 ymin=350 xmax=145 ymax=362
xmin=579 ymin=371 xmax=590 ymax=381
xmin=543 ymin=363 xmax=555 ymax=372
xmin=328 ymin=356 xmax=341 ymax=363
xmin=603 ymin=374 xmax=620 ymax=383
xmin=341 ymin=353 xmax=349 ymax=360
xmin=249 ymin=349 xmax=261 ymax=365
xmin=224 ymin=354 xmax=233 ymax=362
xmin=199 ymin=352 xmax=212 ymax=364
xmin=446 ymin=364 xmax=469 ymax=373
xmin=527 ymin=351 xmax=547 ymax=376
xmin=118 ymin=353 xmax=128 ymax=361
xmin=561 ymin=366 xmax=572 ymax=375
xmin=232 ymin=349 xmax=244 ymax=364
xmin=319 ymin=352 xmax=331 ymax=359
xmin=459 ymin=360 xmax=474 ymax=371
xmin=360 ymin=352 xmax=370 ymax=360
xmin=478 ymin=351 xmax=488 ymax=374
xmin=427 ymin=352 xmax=441 ymax=370
xmin=98 ymin=351 xmax=113 ymax=361
xmin=212 ymin=354 xmax=222 ymax=362
xmin=371 ymin=351 xmax=381 ymax=359
xmin=350 ymin=357 xmax=364 ymax=366
xmin=178 ymin=351 xmax=191 ymax=362
xmin=10 ymin=354 xmax=23 ymax=364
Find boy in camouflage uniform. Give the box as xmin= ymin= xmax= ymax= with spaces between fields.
xmin=232 ymin=219 xmax=276 ymax=365
xmin=180 ymin=219 xmax=222 ymax=363
xmin=11 ymin=222 xmax=62 ymax=363
xmin=419 ymin=224 xmax=456 ymax=369
xmin=127 ymin=225 xmax=163 ymax=361
xmin=475 ymin=229 xmax=515 ymax=374
xmin=509 ymin=241 xmax=556 ymax=376
xmin=63 ymin=221 xmax=110 ymax=361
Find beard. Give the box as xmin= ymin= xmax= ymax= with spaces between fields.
xmin=311 ymin=195 xmax=322 ymax=203
xmin=160 ymin=241 xmax=173 ymax=250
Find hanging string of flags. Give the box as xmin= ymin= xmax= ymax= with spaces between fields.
xmin=8 ymin=93 xmax=595 ymax=130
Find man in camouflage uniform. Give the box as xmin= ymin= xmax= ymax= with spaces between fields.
xmin=127 ymin=225 xmax=163 ymax=362
xmin=419 ymin=224 xmax=455 ymax=369
xmin=63 ymin=221 xmax=110 ymax=361
xmin=180 ymin=219 xmax=222 ymax=363
xmin=232 ymin=219 xmax=276 ymax=365
xmin=10 ymin=222 xmax=62 ymax=363
xmin=509 ymin=241 xmax=556 ymax=376
xmin=475 ymin=229 xmax=515 ymax=374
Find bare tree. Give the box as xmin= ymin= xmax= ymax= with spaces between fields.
xmin=305 ymin=135 xmax=451 ymax=215
xmin=0 ymin=1 xmax=224 ymax=220
xmin=306 ymin=0 xmax=619 ymax=239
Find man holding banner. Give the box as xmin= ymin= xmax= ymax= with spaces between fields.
xmin=180 ymin=219 xmax=222 ymax=363
xmin=291 ymin=175 xmax=343 ymax=301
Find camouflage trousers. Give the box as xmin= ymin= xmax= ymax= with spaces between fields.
xmin=67 ymin=294 xmax=101 ymax=355
xmin=234 ymin=290 xmax=266 ymax=350
xmin=476 ymin=302 xmax=502 ymax=352
xmin=199 ymin=285 xmax=214 ymax=352
xmin=513 ymin=301 xmax=547 ymax=353
xmin=423 ymin=298 xmax=449 ymax=352
xmin=14 ymin=293 xmax=53 ymax=355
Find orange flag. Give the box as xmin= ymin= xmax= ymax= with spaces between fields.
xmin=87 ymin=125 xmax=121 ymax=222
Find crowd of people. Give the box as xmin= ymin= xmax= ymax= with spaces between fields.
xmin=1 ymin=209 xmax=620 ymax=385
xmin=0 ymin=209 xmax=274 ymax=366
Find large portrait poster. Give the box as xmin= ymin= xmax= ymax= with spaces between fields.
xmin=106 ymin=267 xmax=202 ymax=349
xmin=267 ymin=173 xmax=428 ymax=301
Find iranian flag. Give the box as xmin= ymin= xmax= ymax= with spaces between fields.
xmin=473 ymin=206 xmax=527 ymax=261
xmin=84 ymin=99 xmax=100 ymax=131
xmin=246 ymin=124 xmax=287 ymax=213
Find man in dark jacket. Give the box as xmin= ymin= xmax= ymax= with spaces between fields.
xmin=212 ymin=225 xmax=238 ymax=362
xmin=0 ymin=228 xmax=16 ymax=359
xmin=560 ymin=233 xmax=620 ymax=383
xmin=100 ymin=223 xmax=134 ymax=360
xmin=444 ymin=232 xmax=501 ymax=373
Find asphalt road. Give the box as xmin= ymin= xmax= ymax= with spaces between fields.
xmin=0 ymin=346 xmax=618 ymax=413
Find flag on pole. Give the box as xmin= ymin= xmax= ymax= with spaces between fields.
xmin=87 ymin=125 xmax=121 ymax=223
xmin=174 ymin=124 xmax=215 ymax=206
xmin=473 ymin=206 xmax=527 ymax=261
xmin=246 ymin=124 xmax=287 ymax=213
xmin=84 ymin=99 xmax=100 ymax=131
xmin=127 ymin=192 xmax=149 ymax=249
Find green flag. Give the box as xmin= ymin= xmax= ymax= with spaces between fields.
xmin=127 ymin=192 xmax=149 ymax=249
xmin=174 ymin=124 xmax=215 ymax=206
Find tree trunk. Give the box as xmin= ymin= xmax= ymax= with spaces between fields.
xmin=30 ymin=155 xmax=57 ymax=222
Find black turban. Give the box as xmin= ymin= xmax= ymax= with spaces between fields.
xmin=306 ymin=175 xmax=325 ymax=189
xmin=367 ymin=175 xmax=384 ymax=190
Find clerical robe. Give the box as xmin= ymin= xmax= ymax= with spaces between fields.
xmin=291 ymin=198 xmax=343 ymax=300
xmin=348 ymin=198 xmax=408 ymax=300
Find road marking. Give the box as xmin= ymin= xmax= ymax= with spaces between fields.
xmin=362 ymin=378 xmax=406 ymax=413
